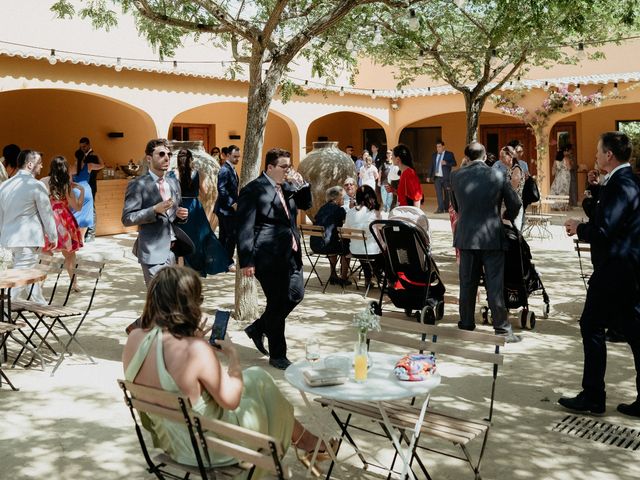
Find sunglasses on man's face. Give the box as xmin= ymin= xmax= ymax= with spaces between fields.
xmin=157 ymin=151 xmax=173 ymax=158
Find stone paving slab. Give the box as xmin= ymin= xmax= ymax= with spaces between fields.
xmin=1 ymin=208 xmax=639 ymax=480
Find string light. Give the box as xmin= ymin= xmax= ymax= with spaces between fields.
xmin=417 ymin=50 xmax=426 ymax=67
xmin=489 ymin=49 xmax=500 ymax=68
xmin=114 ymin=57 xmax=123 ymax=72
xmin=373 ymin=26 xmax=383 ymax=46
xmin=612 ymin=82 xmax=619 ymax=96
xmin=48 ymin=48 xmax=57 ymax=65
xmin=407 ymin=9 xmax=419 ymax=31
xmin=339 ymin=86 xmax=345 ymax=96
xmin=345 ymin=34 xmax=355 ymax=52
xmin=371 ymin=89 xmax=376 ymax=99
xmin=454 ymin=0 xmax=466 ymax=7
xmin=574 ymin=83 xmax=581 ymax=95
xmin=576 ymin=42 xmax=586 ymax=59
xmin=173 ymin=60 xmax=178 ymax=69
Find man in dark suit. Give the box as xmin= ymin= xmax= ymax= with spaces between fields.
xmin=214 ymin=144 xmax=240 ymax=271
xmin=560 ymin=131 xmax=640 ymax=417
xmin=122 ymin=138 xmax=192 ymax=287
xmin=451 ymin=142 xmax=522 ymax=343
xmin=75 ymin=137 xmax=104 ymax=241
xmin=237 ymin=148 xmax=312 ymax=370
xmin=429 ymin=140 xmax=457 ymax=213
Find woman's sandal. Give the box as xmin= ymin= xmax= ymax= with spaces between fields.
xmin=293 ymin=428 xmax=339 ymax=477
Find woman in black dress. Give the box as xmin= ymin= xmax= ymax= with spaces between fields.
xmin=311 ymin=186 xmax=351 ymax=286
xmin=175 ymin=149 xmax=229 ymax=277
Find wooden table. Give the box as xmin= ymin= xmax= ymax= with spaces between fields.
xmin=0 ymin=268 xmax=47 ymax=391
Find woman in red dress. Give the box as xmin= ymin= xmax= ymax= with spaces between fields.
xmin=385 ymin=144 xmax=423 ymax=207
xmin=42 ymin=156 xmax=84 ymax=289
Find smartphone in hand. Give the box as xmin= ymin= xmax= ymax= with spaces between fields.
xmin=209 ymin=310 xmax=231 ymax=349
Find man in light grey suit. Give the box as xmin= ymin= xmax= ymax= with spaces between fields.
xmin=451 ymin=142 xmax=522 ymax=343
xmin=0 ymin=150 xmax=57 ymax=303
xmin=122 ymin=139 xmax=192 ymax=287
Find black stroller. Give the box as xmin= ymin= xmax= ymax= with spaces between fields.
xmin=481 ymin=223 xmax=550 ymax=329
xmin=369 ymin=217 xmax=446 ymax=324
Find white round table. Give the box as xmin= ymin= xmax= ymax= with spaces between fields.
xmin=285 ymin=351 xmax=440 ymax=479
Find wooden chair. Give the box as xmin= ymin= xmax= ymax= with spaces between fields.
xmin=337 ymin=227 xmax=381 ymax=297
xmin=299 ymin=224 xmax=332 ymax=292
xmin=315 ymin=316 xmax=505 ymax=480
xmin=118 ymin=379 xmax=216 ymax=479
xmin=12 ymin=259 xmax=105 ymax=374
xmin=190 ymin=413 xmax=292 ymax=479
xmin=573 ymin=238 xmax=592 ymax=290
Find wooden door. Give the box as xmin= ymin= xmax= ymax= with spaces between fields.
xmin=480 ymin=124 xmax=537 ymax=175
xmin=170 ymin=123 xmax=211 ymax=153
xmin=550 ymin=122 xmax=577 ymax=174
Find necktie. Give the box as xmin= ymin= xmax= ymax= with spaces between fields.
xmin=158 ymin=177 xmax=170 ymax=201
xmin=276 ymin=185 xmax=298 ymax=252
xmin=437 ymin=153 xmax=443 ymax=175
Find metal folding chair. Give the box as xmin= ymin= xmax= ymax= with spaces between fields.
xmin=337 ymin=227 xmax=381 ymax=297
xmin=573 ymin=238 xmax=592 ymax=290
xmin=300 ymin=224 xmax=333 ymax=292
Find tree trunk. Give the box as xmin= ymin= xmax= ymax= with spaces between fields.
xmin=463 ymin=92 xmax=486 ymax=145
xmin=234 ymin=59 xmax=286 ymax=322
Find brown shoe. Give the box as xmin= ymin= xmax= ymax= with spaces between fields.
xmin=228 ymin=264 xmax=236 ymax=273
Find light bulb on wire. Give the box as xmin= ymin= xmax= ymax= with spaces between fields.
xmin=373 ymin=26 xmax=383 ymax=46
xmin=345 ymin=34 xmax=354 ymax=52
xmin=407 ymin=9 xmax=419 ymax=31
xmin=339 ymin=86 xmax=345 ymax=97
xmin=371 ymin=89 xmax=377 ymax=100
xmin=612 ymin=82 xmax=619 ymax=96
xmin=489 ymin=49 xmax=500 ymax=68
xmin=576 ymin=42 xmax=586 ymax=60
xmin=454 ymin=0 xmax=466 ymax=7
xmin=114 ymin=57 xmax=123 ymax=72
xmin=48 ymin=49 xmax=57 ymax=65
xmin=417 ymin=50 xmax=426 ymax=67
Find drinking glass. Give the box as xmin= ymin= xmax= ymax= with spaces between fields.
xmin=305 ymin=339 xmax=321 ymax=368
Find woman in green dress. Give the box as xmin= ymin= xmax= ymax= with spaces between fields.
xmin=123 ymin=266 xmax=333 ymax=478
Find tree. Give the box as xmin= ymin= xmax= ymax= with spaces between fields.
xmin=366 ymin=0 xmax=640 ymax=144
xmin=51 ymin=0 xmax=423 ymax=320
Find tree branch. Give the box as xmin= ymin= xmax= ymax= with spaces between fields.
xmin=263 ymin=0 xmax=289 ymax=41
xmin=230 ymin=34 xmax=252 ymax=63
xmin=483 ymin=52 xmax=529 ymax=98
xmin=132 ymin=0 xmax=231 ymax=35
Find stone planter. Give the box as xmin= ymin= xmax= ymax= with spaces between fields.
xmin=298 ymin=142 xmax=357 ymax=220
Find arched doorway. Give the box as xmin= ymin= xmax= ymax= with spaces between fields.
xmin=306 ymin=111 xmax=388 ymax=157
xmin=170 ymin=102 xmax=296 ymax=170
xmin=0 ymin=88 xmax=156 ymax=172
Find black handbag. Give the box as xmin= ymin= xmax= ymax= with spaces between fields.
xmin=522 ymin=175 xmax=540 ymax=208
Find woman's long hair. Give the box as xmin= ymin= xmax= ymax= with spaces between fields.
xmin=48 ymin=156 xmax=71 ymax=201
xmin=140 ymin=266 xmax=203 ymax=338
xmin=177 ymin=149 xmax=196 ymax=193
xmin=355 ymin=185 xmax=380 ymax=211
xmin=392 ymin=144 xmax=414 ymax=168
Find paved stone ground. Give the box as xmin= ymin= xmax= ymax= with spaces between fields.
xmin=2 ymin=204 xmax=639 ymax=480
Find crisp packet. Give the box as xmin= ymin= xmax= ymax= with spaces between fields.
xmin=393 ymin=353 xmax=436 ymax=381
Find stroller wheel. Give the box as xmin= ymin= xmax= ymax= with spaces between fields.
xmin=404 ymin=308 xmax=413 ymax=318
xmin=520 ymin=309 xmax=536 ymax=330
xmin=530 ymin=311 xmax=537 ymax=329
xmin=436 ymin=300 xmax=445 ymax=320
xmin=369 ymin=301 xmax=382 ymax=316
xmin=481 ymin=306 xmax=489 ymax=325
xmin=542 ymin=303 xmax=550 ymax=319
xmin=420 ymin=306 xmax=436 ymax=325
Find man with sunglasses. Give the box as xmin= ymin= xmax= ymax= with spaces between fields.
xmin=122 ymin=139 xmax=193 ymax=288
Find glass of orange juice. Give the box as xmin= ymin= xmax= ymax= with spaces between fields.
xmin=354 ymin=354 xmax=368 ymax=382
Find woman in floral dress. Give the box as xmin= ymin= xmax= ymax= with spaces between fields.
xmin=550 ymin=145 xmax=572 ymax=209
xmin=42 ymin=156 xmax=84 ymax=289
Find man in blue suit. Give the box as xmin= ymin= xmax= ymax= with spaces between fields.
xmin=429 ymin=140 xmax=456 ymax=213
xmin=560 ymin=131 xmax=640 ymax=417
xmin=214 ymin=145 xmax=240 ymax=270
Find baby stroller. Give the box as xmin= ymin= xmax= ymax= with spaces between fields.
xmin=481 ymin=223 xmax=550 ymax=329
xmin=369 ymin=207 xmax=446 ymax=324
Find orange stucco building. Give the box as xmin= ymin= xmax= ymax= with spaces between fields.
xmin=2 ymin=1 xmax=639 ymax=235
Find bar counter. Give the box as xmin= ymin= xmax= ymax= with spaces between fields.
xmin=94 ymin=178 xmax=138 ymax=237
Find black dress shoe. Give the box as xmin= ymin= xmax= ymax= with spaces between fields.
xmin=269 ymin=357 xmax=292 ymax=370
xmin=244 ymin=324 xmax=269 ymax=356
xmin=605 ymin=329 xmax=626 ymax=343
xmin=617 ymin=401 xmax=640 ymax=418
xmin=558 ymin=391 xmax=605 ymax=415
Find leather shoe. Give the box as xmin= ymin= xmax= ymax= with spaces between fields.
xmin=617 ymin=401 xmax=640 ymax=418
xmin=244 ymin=324 xmax=269 ymax=356
xmin=269 ymin=357 xmax=292 ymax=370
xmin=558 ymin=391 xmax=605 ymax=415
xmin=605 ymin=329 xmax=626 ymax=343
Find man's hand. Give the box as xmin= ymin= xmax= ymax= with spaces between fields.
xmin=565 ymin=218 xmax=581 ymax=237
xmin=176 ymin=207 xmax=188 ymax=220
xmin=241 ymin=266 xmax=255 ymax=277
xmin=154 ymin=199 xmax=173 ymax=214
xmin=231 ymin=202 xmax=238 ymax=211
xmin=587 ymin=169 xmax=600 ymax=186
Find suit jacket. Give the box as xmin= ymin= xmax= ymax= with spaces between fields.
xmin=214 ymin=161 xmax=239 ymax=217
xmin=429 ymin=150 xmax=457 ymax=182
xmin=577 ymin=166 xmax=640 ymax=276
xmin=451 ymin=160 xmax=521 ymax=250
xmin=236 ymin=174 xmax=312 ymax=271
xmin=121 ymin=172 xmax=193 ymax=264
xmin=0 ymin=170 xmax=57 ymax=248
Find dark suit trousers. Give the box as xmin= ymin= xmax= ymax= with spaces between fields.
xmin=580 ymin=273 xmax=640 ymax=403
xmin=253 ymin=257 xmax=305 ymax=359
xmin=458 ymin=249 xmax=512 ymax=335
xmin=434 ymin=176 xmax=449 ymax=211
xmin=218 ymin=214 xmax=237 ymax=264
